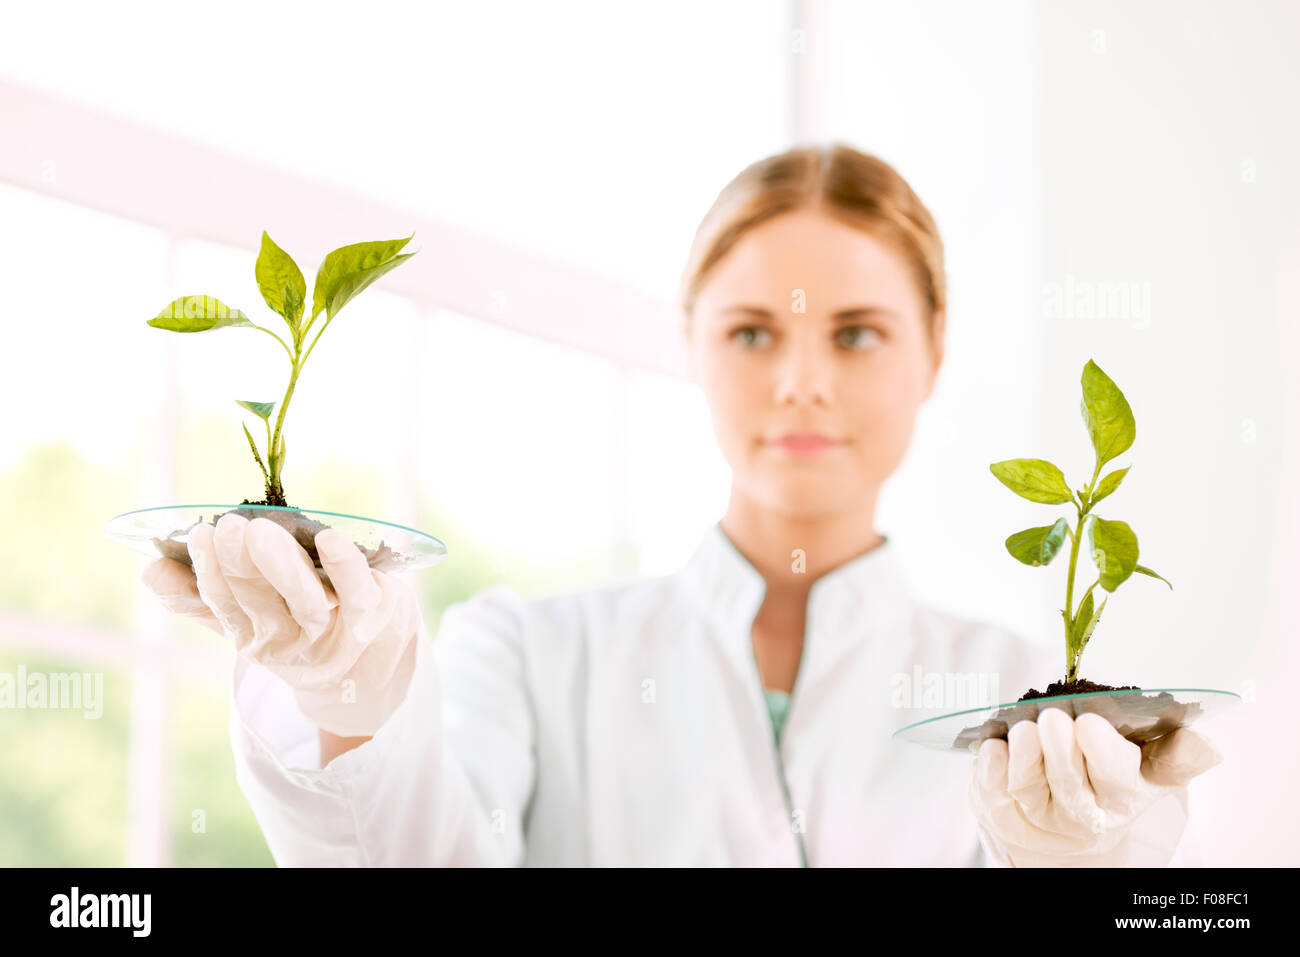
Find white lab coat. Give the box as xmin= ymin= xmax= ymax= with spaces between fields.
xmin=227 ymin=521 xmax=1196 ymax=867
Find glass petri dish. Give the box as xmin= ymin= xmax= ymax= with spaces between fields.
xmin=893 ymin=687 xmax=1241 ymax=753
xmin=105 ymin=504 xmax=447 ymax=577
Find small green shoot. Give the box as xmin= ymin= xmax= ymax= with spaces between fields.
xmin=147 ymin=232 xmax=416 ymax=505
xmin=990 ymin=359 xmax=1172 ymax=683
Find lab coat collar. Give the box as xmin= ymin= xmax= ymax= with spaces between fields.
xmin=679 ymin=520 xmax=911 ymax=662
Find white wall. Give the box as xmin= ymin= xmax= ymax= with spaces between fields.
xmin=791 ymin=0 xmax=1042 ymax=632
xmin=1028 ymin=0 xmax=1299 ymax=866
xmin=797 ymin=0 xmax=1299 ymax=865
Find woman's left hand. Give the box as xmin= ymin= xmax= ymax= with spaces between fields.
xmin=969 ymin=708 xmax=1223 ymax=867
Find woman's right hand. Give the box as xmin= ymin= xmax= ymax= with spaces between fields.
xmin=140 ymin=512 xmax=423 ymax=737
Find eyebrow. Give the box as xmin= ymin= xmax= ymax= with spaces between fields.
xmin=718 ymin=304 xmax=899 ymax=323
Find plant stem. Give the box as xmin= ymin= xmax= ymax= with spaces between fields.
xmin=1079 ymin=577 xmax=1100 ymax=607
xmin=1064 ymin=459 xmax=1106 ymax=681
xmin=255 ymin=306 xmax=331 ymax=500
xmin=298 ymin=310 xmax=319 ymax=348
xmin=1064 ymin=505 xmax=1083 ymax=680
xmin=268 ymin=357 xmax=303 ymax=492
xmin=251 ymin=324 xmax=294 ymax=362
xmin=300 ymin=310 xmax=335 ymax=369
xmin=255 ymin=302 xmax=341 ymax=501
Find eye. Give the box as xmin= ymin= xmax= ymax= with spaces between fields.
xmin=836 ymin=325 xmax=882 ymax=350
xmin=730 ymin=325 xmax=772 ymax=348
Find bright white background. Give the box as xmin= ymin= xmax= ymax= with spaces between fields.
xmin=0 ymin=0 xmax=1295 ymax=866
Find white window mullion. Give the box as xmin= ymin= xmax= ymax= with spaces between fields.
xmin=124 ymin=235 xmax=180 ymax=867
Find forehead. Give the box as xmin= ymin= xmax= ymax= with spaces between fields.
xmin=696 ymin=209 xmax=922 ymax=313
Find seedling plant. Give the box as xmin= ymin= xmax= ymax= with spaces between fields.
xmin=990 ymin=359 xmax=1172 ymax=694
xmin=147 ymin=231 xmax=417 ymax=507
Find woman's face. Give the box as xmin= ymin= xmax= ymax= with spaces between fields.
xmin=684 ymin=208 xmax=944 ymax=519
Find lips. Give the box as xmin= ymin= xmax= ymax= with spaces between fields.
xmin=768 ymin=432 xmax=841 ymax=451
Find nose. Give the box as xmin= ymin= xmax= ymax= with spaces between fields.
xmin=773 ymin=335 xmax=832 ymax=406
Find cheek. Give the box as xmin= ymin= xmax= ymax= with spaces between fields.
xmin=700 ymin=353 xmax=763 ymax=440
xmin=860 ymin=342 xmax=932 ymax=410
xmin=842 ymin=361 xmax=927 ymax=459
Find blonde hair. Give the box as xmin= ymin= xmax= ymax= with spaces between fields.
xmin=678 ymin=142 xmax=946 ymax=345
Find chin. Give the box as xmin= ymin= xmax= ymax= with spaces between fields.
xmin=752 ymin=476 xmax=860 ymax=515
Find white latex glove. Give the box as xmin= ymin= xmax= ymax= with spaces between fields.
xmin=140 ymin=512 xmax=422 ymax=737
xmin=969 ymin=708 xmax=1223 ymax=867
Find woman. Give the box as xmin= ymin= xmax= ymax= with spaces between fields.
xmin=142 ymin=143 xmax=1221 ymax=867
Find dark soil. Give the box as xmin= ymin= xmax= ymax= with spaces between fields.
xmin=950 ymin=679 xmax=1194 ymax=751
xmin=1017 ymin=678 xmax=1141 ymax=701
xmin=151 ymin=490 xmax=408 ymax=575
xmin=241 ymin=481 xmax=288 ymax=508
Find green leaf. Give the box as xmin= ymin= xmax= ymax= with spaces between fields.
xmin=242 ymin=423 xmax=269 ymax=483
xmin=255 ymin=231 xmax=306 ymax=330
xmin=148 ymin=295 xmax=253 ymax=332
xmin=989 ymin=459 xmax=1075 ymax=504
xmin=236 ymin=400 xmax=275 ymax=421
xmin=1088 ymin=515 xmax=1139 ymax=591
xmin=1068 ymin=589 xmax=1094 ymax=653
xmin=1080 ymin=359 xmax=1136 ymax=469
xmin=310 ymin=234 xmax=416 ymax=322
xmin=1089 ymin=466 xmax=1128 ymax=507
xmin=1134 ymin=564 xmax=1172 ymax=589
xmin=1074 ymin=594 xmax=1107 ymax=660
xmin=1005 ymin=518 xmax=1071 ymax=566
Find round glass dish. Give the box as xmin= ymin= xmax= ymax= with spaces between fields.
xmin=893 ymin=687 xmax=1241 ymax=753
xmin=105 ymin=504 xmax=447 ymax=577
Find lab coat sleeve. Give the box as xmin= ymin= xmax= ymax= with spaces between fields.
xmin=228 ymin=585 xmax=536 ymax=867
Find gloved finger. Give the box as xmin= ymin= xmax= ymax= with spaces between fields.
xmin=188 ymin=521 xmax=254 ymax=643
xmin=972 ymin=737 xmax=1089 ymax=857
xmin=211 ymin=513 xmax=301 ymax=660
xmin=1140 ymin=727 xmax=1223 ymax=787
xmin=245 ymin=518 xmax=336 ymax=644
xmin=971 ymin=737 xmax=1017 ymax=828
xmin=316 ymin=529 xmax=386 ymax=643
xmin=1004 ymin=716 xmax=1094 ymax=839
xmin=1004 ymin=720 xmax=1052 ymax=821
xmin=139 ymin=557 xmax=224 ymax=634
xmin=1074 ymin=712 xmax=1142 ymax=822
xmin=1036 ymin=707 xmax=1107 ymax=836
